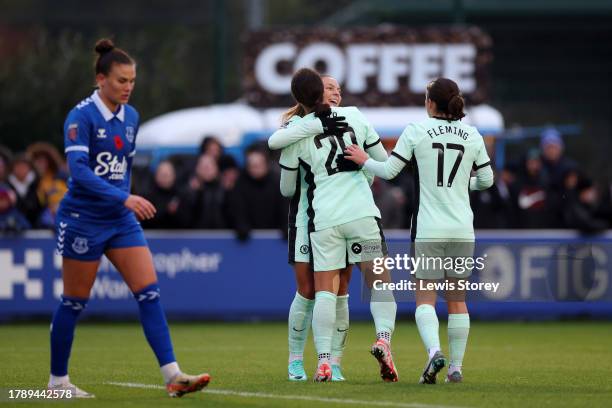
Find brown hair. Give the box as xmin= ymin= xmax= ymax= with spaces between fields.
xmin=426 ymin=77 xmax=465 ymax=121
xmin=94 ymin=38 xmax=134 ymax=76
xmin=26 ymin=142 xmax=64 ymax=175
xmin=290 ymin=68 xmax=329 ymax=114
xmin=281 ymin=73 xmax=335 ymax=124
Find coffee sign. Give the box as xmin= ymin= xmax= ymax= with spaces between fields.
xmin=243 ymin=27 xmax=492 ymax=107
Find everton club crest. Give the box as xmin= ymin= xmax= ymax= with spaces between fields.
xmin=126 ymin=126 xmax=135 ymax=143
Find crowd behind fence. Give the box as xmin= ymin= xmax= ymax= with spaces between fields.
xmin=1 ymin=128 xmax=611 ymax=238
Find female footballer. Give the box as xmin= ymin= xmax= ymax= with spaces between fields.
xmin=48 ymin=39 xmax=210 ymax=398
xmin=344 ymin=77 xmax=494 ymax=384
xmin=269 ymin=75 xmax=353 ymax=382
xmin=278 ymin=68 xmax=398 ymax=383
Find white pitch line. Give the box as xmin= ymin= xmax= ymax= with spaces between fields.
xmin=105 ymin=381 xmax=467 ymax=408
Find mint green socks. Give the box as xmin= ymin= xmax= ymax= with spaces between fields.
xmin=415 ymin=304 xmax=440 ymax=358
xmin=312 ymin=291 xmax=337 ymax=363
xmin=331 ymin=294 xmax=349 ymax=365
xmin=370 ymin=289 xmax=396 ymax=342
xmin=288 ymin=292 xmax=314 ymax=362
xmin=448 ymin=313 xmax=470 ymax=372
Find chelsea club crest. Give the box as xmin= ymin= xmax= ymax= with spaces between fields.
xmin=126 ymin=126 xmax=135 ymax=143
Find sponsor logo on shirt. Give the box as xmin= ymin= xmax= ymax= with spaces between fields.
xmin=94 ymin=152 xmax=128 ymax=180
xmin=97 ymin=128 xmax=107 ymax=139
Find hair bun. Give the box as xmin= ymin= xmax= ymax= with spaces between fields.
xmin=95 ymin=39 xmax=115 ymax=55
xmin=448 ymin=93 xmax=466 ymax=120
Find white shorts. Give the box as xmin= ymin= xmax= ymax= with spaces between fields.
xmin=309 ymin=217 xmax=387 ymax=272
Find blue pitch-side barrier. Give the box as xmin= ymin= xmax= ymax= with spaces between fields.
xmin=1 ymin=230 xmax=611 ymax=321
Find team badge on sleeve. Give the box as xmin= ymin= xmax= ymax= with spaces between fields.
xmin=68 ymin=123 xmax=78 ymax=141
xmin=126 ymin=126 xmax=135 ymax=143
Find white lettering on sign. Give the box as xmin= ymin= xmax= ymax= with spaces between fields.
xmin=346 ymin=44 xmax=378 ymax=93
xmin=255 ymin=42 xmax=296 ymax=94
xmin=253 ymin=42 xmax=477 ymax=95
xmin=295 ymin=43 xmax=346 ymax=84
xmin=378 ymin=45 xmax=411 ymax=93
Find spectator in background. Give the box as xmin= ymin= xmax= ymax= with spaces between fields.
xmin=0 ymin=146 xmax=12 ymax=183
xmin=219 ymin=154 xmax=240 ymax=191
xmin=370 ymin=142 xmax=414 ymax=229
xmin=218 ymin=154 xmax=240 ymax=228
xmin=562 ymin=170 xmax=610 ymax=233
xmin=174 ymin=135 xmax=231 ymax=186
xmin=498 ymin=164 xmax=521 ymax=225
xmin=200 ymin=136 xmax=224 ymax=162
xmin=0 ymin=182 xmax=30 ymax=232
xmin=229 ymin=143 xmax=287 ymax=241
xmin=200 ymin=134 xmax=243 ymax=171
xmin=177 ymin=154 xmax=227 ymax=229
xmin=141 ymin=160 xmax=179 ymax=229
xmin=0 ymin=147 xmax=31 ymax=231
xmin=26 ymin=142 xmax=68 ymax=228
xmin=7 ymin=154 xmax=42 ymax=227
xmin=515 ymin=148 xmax=554 ymax=228
xmin=540 ymin=128 xmax=577 ymax=191
xmin=372 ymin=178 xmax=407 ymax=229
xmin=471 ymin=164 xmax=519 ymax=229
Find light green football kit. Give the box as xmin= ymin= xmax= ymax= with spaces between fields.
xmin=272 ymin=115 xmax=312 ymax=264
xmin=278 ymin=107 xmax=388 ymax=272
xmin=363 ymin=117 xmax=494 ymax=279
xmin=275 ymin=107 xmax=398 ymax=372
xmin=271 ymin=114 xmax=377 ymax=264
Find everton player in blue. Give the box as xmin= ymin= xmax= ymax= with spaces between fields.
xmin=48 ymin=39 xmax=210 ymax=398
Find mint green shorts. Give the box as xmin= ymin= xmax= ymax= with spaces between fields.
xmin=288 ymin=225 xmax=311 ymax=264
xmin=310 ymin=217 xmax=387 ymax=272
xmin=412 ymin=239 xmax=475 ymax=280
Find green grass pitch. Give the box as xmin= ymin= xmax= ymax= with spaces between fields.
xmin=1 ymin=321 xmax=611 ymax=407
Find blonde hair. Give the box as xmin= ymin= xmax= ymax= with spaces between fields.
xmin=280 ymin=103 xmax=307 ymax=125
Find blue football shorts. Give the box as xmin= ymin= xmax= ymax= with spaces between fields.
xmin=55 ymin=210 xmax=147 ymax=261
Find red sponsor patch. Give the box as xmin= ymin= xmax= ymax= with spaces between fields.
xmin=114 ymin=135 xmax=124 ymax=150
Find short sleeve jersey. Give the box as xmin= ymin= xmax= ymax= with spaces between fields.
xmin=61 ymin=91 xmax=139 ymax=220
xmin=280 ymin=107 xmax=381 ymax=231
xmin=392 ymin=117 xmax=491 ymax=240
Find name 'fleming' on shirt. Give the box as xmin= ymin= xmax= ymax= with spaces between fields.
xmin=427 ymin=124 xmax=469 ymax=140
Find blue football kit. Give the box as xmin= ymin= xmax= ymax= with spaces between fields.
xmin=56 ymin=90 xmax=146 ymax=260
